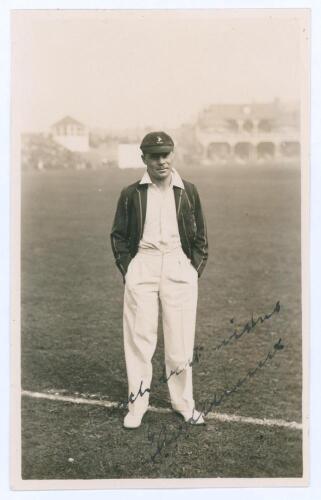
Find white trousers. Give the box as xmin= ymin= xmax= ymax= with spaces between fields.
xmin=123 ymin=246 xmax=198 ymax=417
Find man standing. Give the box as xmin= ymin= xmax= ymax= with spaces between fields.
xmin=111 ymin=132 xmax=208 ymax=429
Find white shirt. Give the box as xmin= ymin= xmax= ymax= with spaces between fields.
xmin=138 ymin=168 xmax=184 ymax=252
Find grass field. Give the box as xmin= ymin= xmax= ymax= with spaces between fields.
xmin=21 ymin=164 xmax=302 ymax=479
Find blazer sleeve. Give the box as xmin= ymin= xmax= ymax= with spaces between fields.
xmin=110 ymin=188 xmax=132 ymax=281
xmin=191 ymin=185 xmax=208 ymax=278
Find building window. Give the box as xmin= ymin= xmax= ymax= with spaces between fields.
xmin=207 ymin=142 xmax=231 ymax=160
xmin=280 ymin=141 xmax=300 ymax=158
xmin=234 ymin=142 xmax=253 ymax=160
xmin=226 ymin=119 xmax=238 ymax=132
xmin=243 ymin=120 xmax=254 ymax=133
xmin=258 ymin=119 xmax=272 ymax=133
xmin=257 ymin=142 xmax=275 ymax=160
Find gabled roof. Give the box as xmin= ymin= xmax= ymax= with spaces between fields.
xmin=51 ymin=116 xmax=85 ymax=128
xmin=198 ymin=101 xmax=299 ymax=128
xmin=199 ymin=101 xmax=299 ymax=120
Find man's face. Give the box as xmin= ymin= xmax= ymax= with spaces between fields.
xmin=142 ymin=151 xmax=174 ymax=182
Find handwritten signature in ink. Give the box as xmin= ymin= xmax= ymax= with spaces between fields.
xmin=147 ymin=338 xmax=285 ymax=462
xmin=214 ymin=300 xmax=281 ymax=351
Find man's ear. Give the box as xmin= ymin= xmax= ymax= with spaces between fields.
xmin=141 ymin=154 xmax=146 ymax=165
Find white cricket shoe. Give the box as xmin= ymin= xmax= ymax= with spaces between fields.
xmin=123 ymin=411 xmax=145 ymax=429
xmin=175 ymin=408 xmax=206 ymax=425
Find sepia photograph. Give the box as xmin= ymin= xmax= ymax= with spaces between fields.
xmin=10 ymin=8 xmax=309 ymax=489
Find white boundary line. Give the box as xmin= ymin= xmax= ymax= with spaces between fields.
xmin=21 ymin=389 xmax=302 ymax=431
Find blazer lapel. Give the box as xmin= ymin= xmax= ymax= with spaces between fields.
xmin=174 ymin=186 xmax=183 ymax=218
xmin=135 ymin=183 xmax=182 ymax=239
xmin=135 ymin=184 xmax=148 ymax=239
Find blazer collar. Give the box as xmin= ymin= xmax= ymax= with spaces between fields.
xmin=139 ymin=168 xmax=185 ymax=190
xmin=134 ymin=168 xmax=185 ymax=234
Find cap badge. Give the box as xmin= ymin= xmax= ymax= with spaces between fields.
xmin=156 ymin=136 xmax=163 ymax=143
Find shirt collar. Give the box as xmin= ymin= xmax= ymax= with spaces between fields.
xmin=139 ymin=168 xmax=184 ymax=190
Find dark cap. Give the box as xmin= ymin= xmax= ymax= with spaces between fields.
xmin=140 ymin=131 xmax=174 ymax=154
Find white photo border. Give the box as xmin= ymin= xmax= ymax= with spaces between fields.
xmin=1 ymin=0 xmax=320 ymax=499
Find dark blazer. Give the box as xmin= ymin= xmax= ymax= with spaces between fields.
xmin=110 ymin=178 xmax=208 ymax=281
